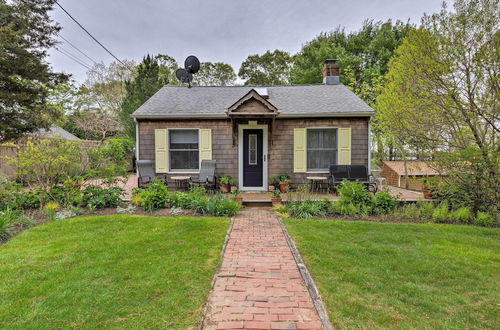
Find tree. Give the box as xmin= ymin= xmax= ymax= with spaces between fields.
xmin=193 ymin=62 xmax=236 ymax=86
xmin=120 ymin=55 xmax=167 ymax=138
xmin=238 ymin=50 xmax=293 ymax=85
xmin=376 ymin=0 xmax=499 ymax=213
xmin=0 ymin=0 xmax=67 ymax=142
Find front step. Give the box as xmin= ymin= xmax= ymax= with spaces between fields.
xmin=242 ymin=199 xmax=272 ymax=207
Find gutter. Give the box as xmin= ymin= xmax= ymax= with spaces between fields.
xmin=132 ymin=111 xmax=375 ymax=120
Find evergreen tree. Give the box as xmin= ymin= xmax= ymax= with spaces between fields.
xmin=120 ymin=55 xmax=166 ymax=138
xmin=0 ymin=0 xmax=67 ymax=141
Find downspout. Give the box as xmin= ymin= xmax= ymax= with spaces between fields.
xmin=134 ymin=118 xmax=139 ymax=176
xmin=368 ymin=118 xmax=372 ymax=175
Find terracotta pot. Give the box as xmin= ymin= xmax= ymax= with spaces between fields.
xmin=422 ymin=185 xmax=432 ymax=199
xmin=268 ymin=185 xmax=275 ymax=192
xmin=271 ymin=197 xmax=282 ymax=207
xmin=279 ymin=182 xmax=289 ymax=193
xmin=233 ymin=196 xmax=243 ymax=205
xmin=220 ymin=183 xmax=231 ymax=193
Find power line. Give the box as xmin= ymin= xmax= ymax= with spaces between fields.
xmin=55 ymin=47 xmax=92 ymax=71
xmin=55 ymin=1 xmax=124 ymax=65
xmin=57 ymin=45 xmax=93 ymax=68
xmin=58 ymin=34 xmax=98 ymax=65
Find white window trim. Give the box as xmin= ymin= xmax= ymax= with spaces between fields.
xmin=306 ymin=127 xmax=339 ymax=172
xmin=168 ymin=128 xmax=201 ymax=173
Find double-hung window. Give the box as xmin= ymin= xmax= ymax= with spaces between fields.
xmin=307 ymin=128 xmax=337 ymax=171
xmin=169 ymin=129 xmax=199 ymax=171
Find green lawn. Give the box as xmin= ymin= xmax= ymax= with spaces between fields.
xmin=0 ymin=215 xmax=230 ymax=329
xmin=284 ymin=219 xmax=500 ymax=329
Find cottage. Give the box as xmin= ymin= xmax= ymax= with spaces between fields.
xmin=132 ymin=60 xmax=375 ymax=191
xmin=380 ymin=160 xmax=441 ymax=191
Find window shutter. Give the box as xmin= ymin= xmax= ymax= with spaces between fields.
xmin=199 ymin=129 xmax=212 ymax=160
xmin=155 ymin=129 xmax=168 ymax=173
xmin=293 ymin=128 xmax=307 ymax=173
xmin=338 ymin=127 xmax=351 ymax=165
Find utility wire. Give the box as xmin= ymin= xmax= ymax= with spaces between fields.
xmin=55 ymin=1 xmax=124 ymax=65
xmin=58 ymin=34 xmax=98 ymax=65
xmin=57 ymin=45 xmax=93 ymax=68
xmin=55 ymin=47 xmax=92 ymax=71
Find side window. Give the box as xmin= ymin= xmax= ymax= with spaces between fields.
xmin=169 ymin=130 xmax=199 ymax=171
xmin=307 ymin=128 xmax=337 ymax=171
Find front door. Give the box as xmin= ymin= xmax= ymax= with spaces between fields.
xmin=243 ymin=129 xmax=263 ymax=188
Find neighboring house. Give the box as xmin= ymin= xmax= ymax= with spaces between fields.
xmin=380 ymin=160 xmax=441 ymax=191
xmin=132 ymin=59 xmax=375 ymax=191
xmin=30 ymin=125 xmax=81 ymax=140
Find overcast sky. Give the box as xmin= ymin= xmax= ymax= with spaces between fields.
xmin=48 ymin=0 xmax=444 ymax=83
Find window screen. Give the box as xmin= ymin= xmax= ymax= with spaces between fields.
xmin=307 ymin=128 xmax=337 ymax=171
xmin=169 ymin=130 xmax=199 ymax=171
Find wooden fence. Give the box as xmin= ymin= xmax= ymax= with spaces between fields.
xmin=0 ymin=139 xmax=102 ymax=178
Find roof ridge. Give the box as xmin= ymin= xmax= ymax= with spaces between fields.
xmin=161 ymin=84 xmax=343 ymax=88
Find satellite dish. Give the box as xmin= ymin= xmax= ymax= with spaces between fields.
xmin=185 ymin=55 xmax=200 ymax=74
xmin=176 ymin=68 xmax=190 ymax=83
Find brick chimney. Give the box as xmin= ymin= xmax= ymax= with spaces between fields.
xmin=323 ymin=59 xmax=340 ymax=85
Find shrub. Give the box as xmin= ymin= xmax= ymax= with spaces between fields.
xmin=474 ymin=212 xmax=494 ymax=227
xmin=190 ymin=196 xmax=209 ymax=214
xmin=0 ymin=208 xmax=18 ymax=240
xmin=339 ymin=202 xmax=360 ymax=216
xmin=137 ymin=180 xmax=168 ymax=212
xmin=373 ymin=191 xmax=399 ymax=214
xmin=55 ymin=209 xmax=78 ymax=220
xmin=13 ymin=214 xmax=35 ymax=229
xmin=43 ymin=202 xmax=60 ymax=221
xmin=432 ymin=201 xmax=450 ymax=223
xmin=168 ymin=191 xmax=191 ymax=208
xmin=394 ymin=203 xmax=420 ymax=219
xmin=449 ymin=207 xmax=472 ymax=224
xmin=338 ymin=181 xmax=373 ymax=207
xmin=81 ymin=185 xmax=123 ymax=210
xmin=418 ymin=201 xmax=435 ymax=219
xmin=206 ymin=195 xmax=240 ymax=217
xmin=49 ymin=180 xmax=82 ymax=207
xmin=287 ymin=200 xmax=327 ymax=219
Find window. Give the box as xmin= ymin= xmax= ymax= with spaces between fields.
xmin=307 ymin=128 xmax=337 ymax=171
xmin=169 ymin=130 xmax=199 ymax=171
xmin=249 ymin=134 xmax=257 ymax=165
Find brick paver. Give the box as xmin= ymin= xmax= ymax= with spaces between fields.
xmin=202 ymin=209 xmax=322 ymax=330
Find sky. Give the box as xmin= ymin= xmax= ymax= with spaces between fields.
xmin=48 ymin=0 xmax=444 ymax=83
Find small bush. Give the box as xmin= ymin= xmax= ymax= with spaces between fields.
xmin=449 ymin=207 xmax=472 ymax=224
xmin=116 ymin=204 xmax=136 ymax=214
xmin=338 ymin=181 xmax=373 ymax=207
xmin=190 ymin=196 xmax=209 ymax=214
xmin=43 ymin=202 xmax=60 ymax=221
xmin=206 ymin=195 xmax=240 ymax=217
xmin=13 ymin=214 xmax=35 ymax=229
xmin=0 ymin=208 xmax=18 ymax=240
xmin=418 ymin=201 xmax=435 ymax=219
xmin=287 ymin=200 xmax=327 ymax=219
xmin=170 ymin=207 xmax=183 ymax=216
xmin=432 ymin=201 xmax=449 ymax=223
xmin=474 ymin=212 xmax=494 ymax=227
xmin=137 ymin=180 xmax=169 ymax=212
xmin=82 ymin=185 xmax=123 ymax=210
xmin=55 ymin=209 xmax=78 ymax=220
xmin=394 ymin=203 xmax=420 ymax=219
xmin=373 ymin=191 xmax=399 ymax=214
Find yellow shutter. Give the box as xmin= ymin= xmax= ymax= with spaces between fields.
xmin=155 ymin=129 xmax=168 ymax=173
xmin=293 ymin=128 xmax=307 ymax=173
xmin=199 ymin=129 xmax=212 ymax=160
xmin=338 ymin=127 xmax=351 ymax=165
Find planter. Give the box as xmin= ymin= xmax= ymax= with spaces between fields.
xmin=268 ymin=185 xmax=275 ymax=192
xmin=219 ymin=183 xmax=231 ymax=193
xmin=422 ymin=184 xmax=432 ymax=199
xmin=279 ymin=182 xmax=289 ymax=194
xmin=271 ymin=197 xmax=282 ymax=207
xmin=233 ymin=196 xmax=243 ymax=205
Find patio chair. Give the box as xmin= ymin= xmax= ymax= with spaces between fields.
xmin=328 ymin=164 xmax=377 ymax=193
xmin=136 ymin=160 xmax=166 ymax=188
xmin=190 ymin=160 xmax=217 ymax=190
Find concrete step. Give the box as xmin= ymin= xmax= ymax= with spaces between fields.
xmin=242 ymin=199 xmax=272 ymax=207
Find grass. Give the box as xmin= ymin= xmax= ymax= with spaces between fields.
xmin=284 ymin=219 xmax=500 ymax=329
xmin=0 ymin=215 xmax=230 ymax=329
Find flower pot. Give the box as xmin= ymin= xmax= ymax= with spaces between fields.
xmin=268 ymin=185 xmax=275 ymax=192
xmin=219 ymin=183 xmax=231 ymax=193
xmin=271 ymin=197 xmax=282 ymax=207
xmin=233 ymin=196 xmax=243 ymax=205
xmin=422 ymin=184 xmax=432 ymax=199
xmin=279 ymin=182 xmax=289 ymax=193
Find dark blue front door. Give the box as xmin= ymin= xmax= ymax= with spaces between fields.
xmin=243 ymin=129 xmax=263 ymax=187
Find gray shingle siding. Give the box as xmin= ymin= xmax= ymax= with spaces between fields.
xmin=131 ymin=84 xmax=374 ymax=118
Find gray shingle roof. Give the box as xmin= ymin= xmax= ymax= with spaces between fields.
xmin=31 ymin=125 xmax=81 ymax=140
xmin=131 ymin=84 xmax=374 ymax=118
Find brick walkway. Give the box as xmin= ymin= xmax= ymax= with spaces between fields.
xmin=202 ymin=209 xmax=322 ymax=330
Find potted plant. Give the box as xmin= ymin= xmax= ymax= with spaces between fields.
xmin=271 ymin=189 xmax=282 ymax=207
xmin=268 ymin=176 xmax=279 ymax=191
xmin=278 ymin=174 xmax=291 ymax=193
xmin=219 ymin=175 xmax=235 ymax=193
xmin=232 ymin=189 xmax=243 ymax=205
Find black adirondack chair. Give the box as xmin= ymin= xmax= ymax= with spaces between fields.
xmin=329 ymin=164 xmax=377 ymax=193
xmin=136 ymin=160 xmax=166 ymax=187
xmin=190 ymin=160 xmax=217 ymax=190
